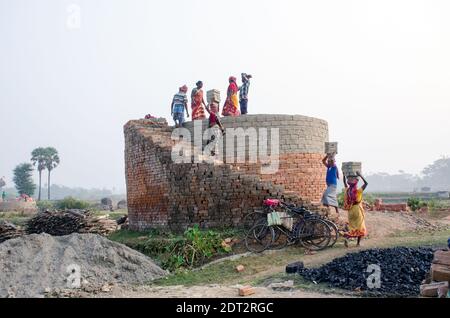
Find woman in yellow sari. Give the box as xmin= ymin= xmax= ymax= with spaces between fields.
xmin=222 ymin=76 xmax=241 ymax=117
xmin=343 ymin=171 xmax=368 ymax=247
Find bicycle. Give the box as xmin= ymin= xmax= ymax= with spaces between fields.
xmin=270 ymin=201 xmax=332 ymax=251
xmin=243 ymin=199 xmax=337 ymax=252
xmin=277 ymin=201 xmax=339 ymax=248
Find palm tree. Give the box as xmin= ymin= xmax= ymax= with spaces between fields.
xmin=45 ymin=147 xmax=60 ymax=200
xmin=31 ymin=147 xmax=48 ymax=201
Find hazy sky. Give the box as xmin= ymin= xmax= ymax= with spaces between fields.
xmin=1 ymin=0 xmax=450 ymax=191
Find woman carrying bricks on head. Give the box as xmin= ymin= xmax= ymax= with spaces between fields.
xmin=321 ymin=154 xmax=340 ymax=215
xmin=222 ymin=76 xmax=241 ymax=117
xmin=343 ymin=171 xmax=368 ymax=247
xmin=205 ymin=104 xmax=225 ymax=157
xmin=191 ymin=81 xmax=207 ymax=120
xmin=171 ymin=85 xmax=189 ymax=128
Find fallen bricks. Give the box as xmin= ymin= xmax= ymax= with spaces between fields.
xmin=235 ymin=265 xmax=245 ymax=273
xmin=238 ymin=286 xmax=255 ymax=297
xmin=420 ymin=249 xmax=450 ymax=297
xmin=420 ymin=281 xmax=448 ymax=297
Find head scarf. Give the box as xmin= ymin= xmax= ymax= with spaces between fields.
xmin=229 ymin=76 xmax=237 ymax=83
xmin=346 ymin=178 xmax=359 ymax=206
xmin=179 ymin=85 xmax=188 ymax=93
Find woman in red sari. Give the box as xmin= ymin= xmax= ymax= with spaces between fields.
xmin=222 ymin=76 xmax=241 ymax=117
xmin=191 ymin=81 xmax=207 ymax=120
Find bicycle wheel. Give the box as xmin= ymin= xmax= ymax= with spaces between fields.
xmin=297 ymin=219 xmax=331 ymax=251
xmin=245 ymin=222 xmax=275 ymax=253
xmin=323 ymin=219 xmax=339 ymax=247
xmin=240 ymin=210 xmax=268 ymax=231
xmin=304 ymin=215 xmax=339 ymax=248
xmin=270 ymin=226 xmax=289 ymax=250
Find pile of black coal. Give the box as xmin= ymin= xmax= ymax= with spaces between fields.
xmin=299 ymin=247 xmax=434 ymax=297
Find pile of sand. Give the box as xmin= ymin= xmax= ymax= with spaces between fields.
xmin=0 ymin=233 xmax=167 ymax=298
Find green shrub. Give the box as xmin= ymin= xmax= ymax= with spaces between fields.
xmin=363 ymin=193 xmax=376 ymax=205
xmin=36 ymin=200 xmax=55 ymax=211
xmin=159 ymin=225 xmax=231 ymax=270
xmin=55 ymin=197 xmax=90 ymax=210
xmin=109 ymin=226 xmax=232 ymax=271
xmin=407 ymin=197 xmax=427 ymax=211
xmin=427 ymin=199 xmax=446 ymax=211
xmin=184 ymin=225 xmax=231 ymax=258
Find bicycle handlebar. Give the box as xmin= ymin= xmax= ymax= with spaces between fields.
xmin=279 ymin=201 xmax=305 ymax=210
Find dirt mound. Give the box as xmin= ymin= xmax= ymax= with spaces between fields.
xmin=299 ymin=247 xmax=434 ymax=297
xmin=0 ymin=233 xmax=167 ymax=298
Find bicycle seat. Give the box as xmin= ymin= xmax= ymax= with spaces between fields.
xmin=263 ymin=198 xmax=280 ymax=207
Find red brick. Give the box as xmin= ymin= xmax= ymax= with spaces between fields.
xmin=431 ymin=264 xmax=450 ymax=282
xmin=238 ymin=286 xmax=255 ymax=296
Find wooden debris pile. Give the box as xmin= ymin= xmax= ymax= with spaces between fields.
xmin=0 ymin=221 xmax=24 ymax=243
xmin=26 ymin=210 xmax=118 ymax=237
xmin=79 ymin=215 xmax=118 ymax=236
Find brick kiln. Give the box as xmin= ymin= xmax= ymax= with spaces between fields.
xmin=124 ymin=114 xmax=329 ymax=231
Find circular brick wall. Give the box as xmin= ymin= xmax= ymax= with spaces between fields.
xmin=183 ymin=114 xmax=328 ymax=154
xmin=125 ymin=115 xmax=329 ymax=231
xmin=183 ymin=114 xmax=329 ymax=202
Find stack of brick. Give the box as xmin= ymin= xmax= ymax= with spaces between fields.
xmin=371 ymin=198 xmax=409 ymax=212
xmin=420 ymin=249 xmax=450 ymax=297
xmin=342 ymin=162 xmax=362 ymax=177
xmin=206 ymin=89 xmax=221 ymax=104
xmin=207 ymin=89 xmax=221 ymax=113
xmin=325 ymin=142 xmax=338 ymax=156
xmin=124 ymin=114 xmax=329 ymax=231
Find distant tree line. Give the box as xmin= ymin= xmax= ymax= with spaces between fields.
xmin=9 ymin=149 xmax=449 ymax=198
xmin=39 ymin=184 xmax=114 ymax=201
xmin=2 ymin=185 xmax=117 ymax=201
xmin=365 ymin=157 xmax=450 ymax=192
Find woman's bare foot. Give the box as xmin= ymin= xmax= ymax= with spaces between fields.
xmin=357 ymin=237 xmax=362 ymax=247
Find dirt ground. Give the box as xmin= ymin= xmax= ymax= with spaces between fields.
xmin=68 ymin=210 xmax=449 ymax=298
xmin=83 ymin=284 xmax=347 ymax=298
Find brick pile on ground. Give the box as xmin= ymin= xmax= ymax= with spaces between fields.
xmin=26 ymin=210 xmax=118 ymax=237
xmin=299 ymin=247 xmax=434 ymax=297
xmin=124 ymin=116 xmax=329 ymax=231
xmin=0 ymin=233 xmax=167 ymax=298
xmin=0 ymin=221 xmax=23 ymax=243
xmin=420 ymin=249 xmax=450 ymax=297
